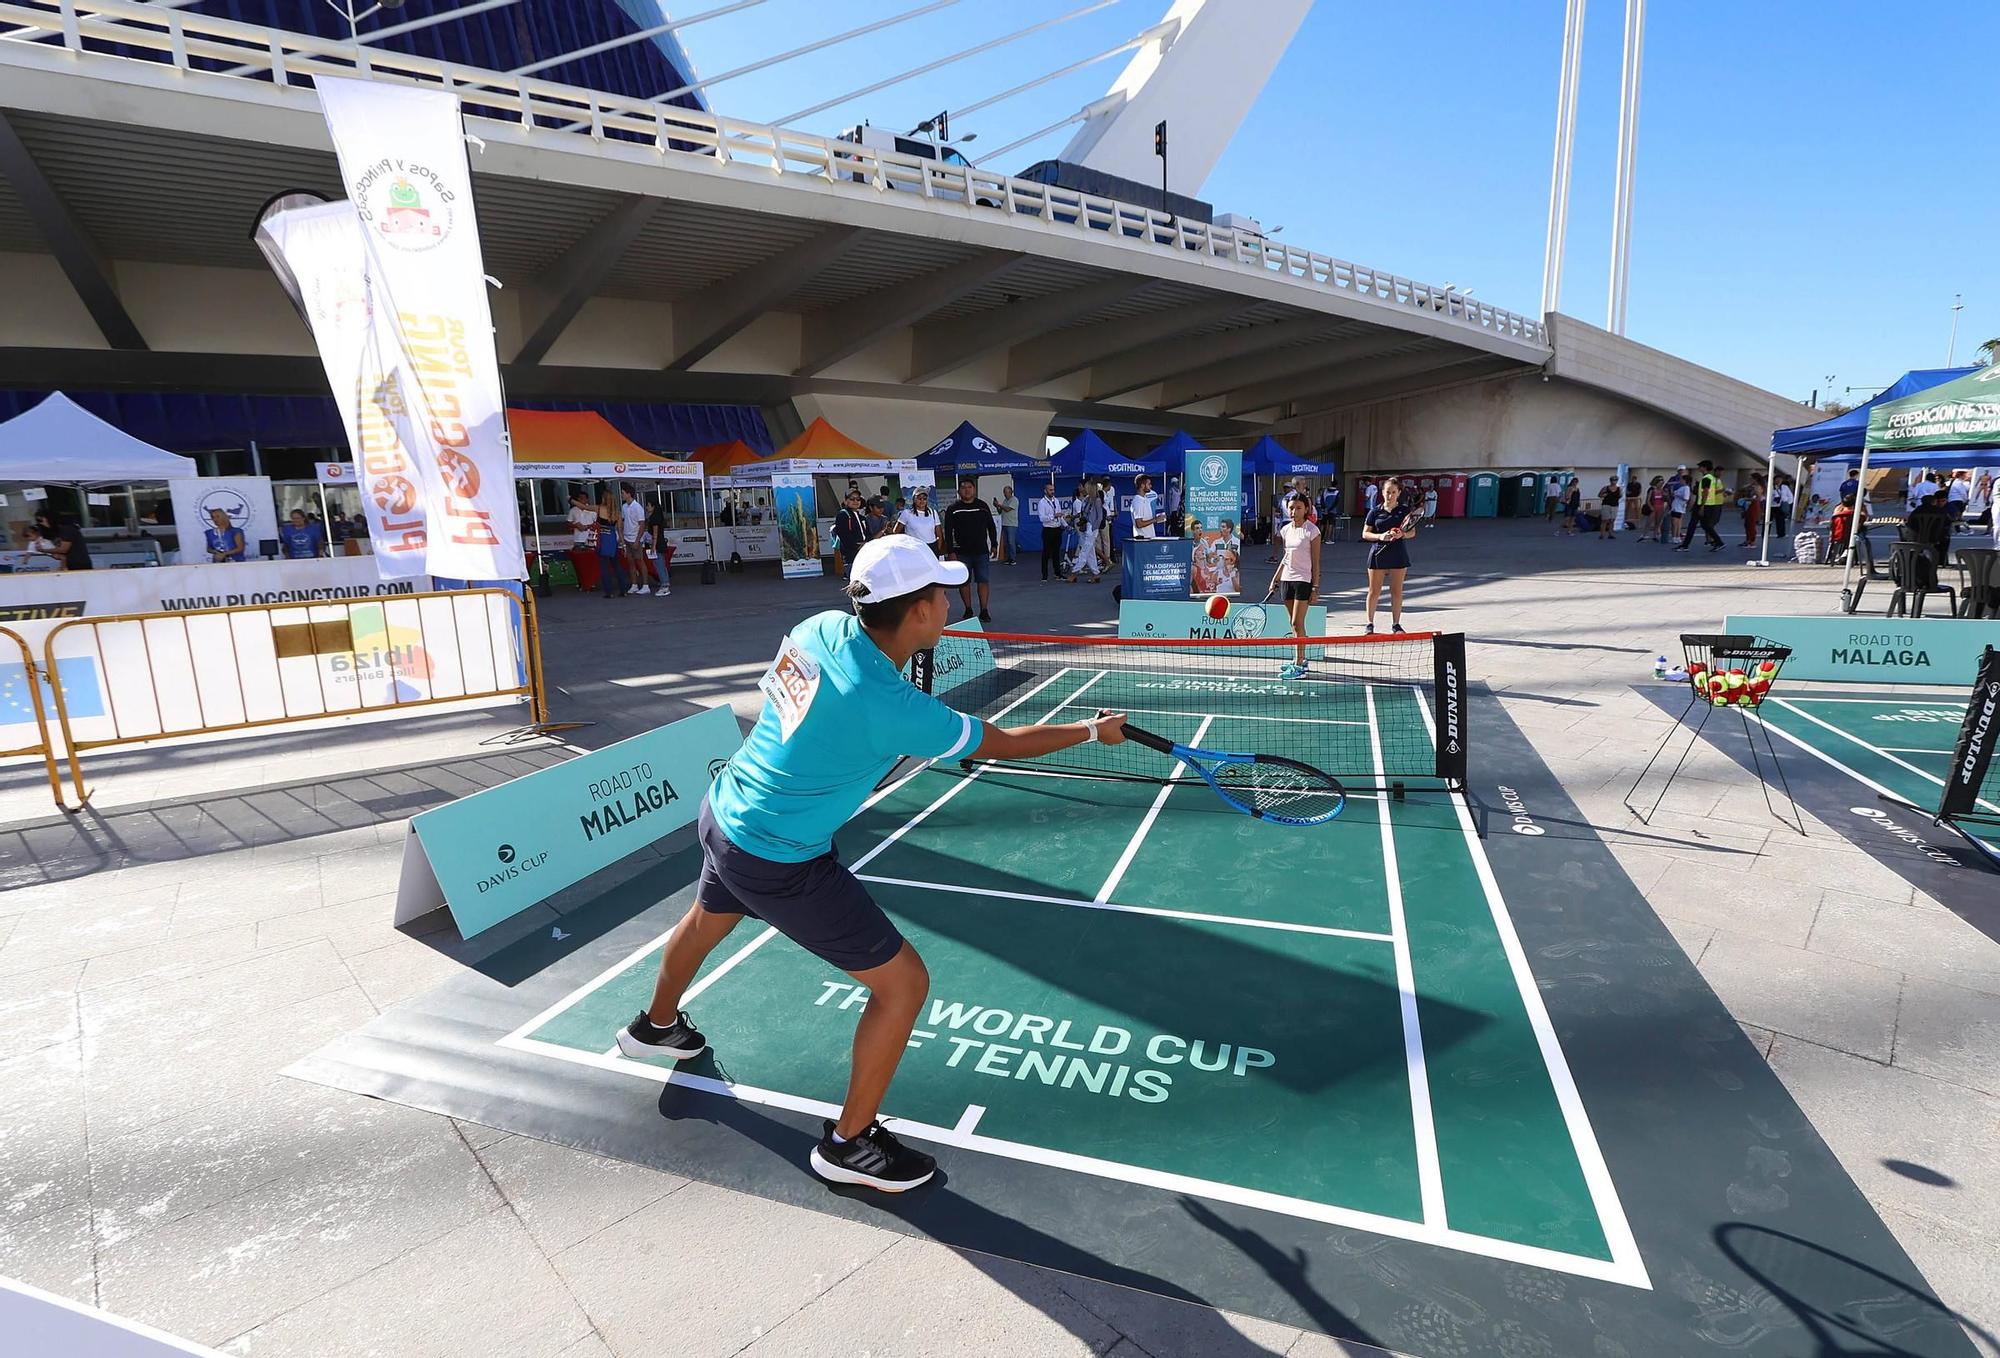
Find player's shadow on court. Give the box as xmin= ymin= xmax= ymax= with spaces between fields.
xmin=650 ymin=1086 xmax=1389 ymax=1356
xmin=1712 ymin=1223 xmax=1998 ymax=1356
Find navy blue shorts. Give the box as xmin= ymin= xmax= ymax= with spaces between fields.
xmin=1280 ymin=580 xmax=1314 ymax=603
xmin=695 ymin=799 xmax=905 ymax=973
xmin=962 ymin=552 xmax=992 ymax=584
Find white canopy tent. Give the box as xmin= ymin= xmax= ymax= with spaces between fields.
xmin=0 ymin=393 xmax=197 ymax=485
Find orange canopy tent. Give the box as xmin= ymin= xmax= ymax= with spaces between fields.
xmin=693 ymin=439 xmax=767 ymax=475
xmin=774 ymin=417 xmax=891 ymax=461
xmin=507 ymin=409 xmax=697 ymax=479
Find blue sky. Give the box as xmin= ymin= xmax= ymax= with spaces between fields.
xmin=673 ymin=0 xmax=1996 ymax=405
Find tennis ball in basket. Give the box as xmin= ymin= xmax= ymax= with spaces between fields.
xmin=1757 ymin=660 xmax=1778 ymax=679
xmin=1688 ymin=662 xmax=1708 ymax=678
xmin=1204 ymin=594 xmax=1229 ymax=621
xmin=1726 ymin=672 xmax=1746 ymax=691
xmin=1712 ymin=694 xmax=1728 ymax=707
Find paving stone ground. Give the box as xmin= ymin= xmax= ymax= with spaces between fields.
xmin=2 ymin=517 xmax=1994 ymax=1357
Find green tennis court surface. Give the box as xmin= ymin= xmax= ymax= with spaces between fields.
xmin=503 ymin=672 xmax=1645 ymax=1285
xmin=1754 ymin=692 xmax=2000 ymax=860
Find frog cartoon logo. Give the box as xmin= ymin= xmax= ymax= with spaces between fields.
xmin=362 ymin=171 xmax=454 ymax=252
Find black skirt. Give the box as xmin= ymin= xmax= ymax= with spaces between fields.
xmin=1367 ymin=539 xmax=1411 ymax=571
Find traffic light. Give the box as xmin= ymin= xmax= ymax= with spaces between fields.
xmin=1153 ymin=120 xmax=1167 ymax=158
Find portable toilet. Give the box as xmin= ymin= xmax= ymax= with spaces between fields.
xmin=1439 ymin=473 xmax=1469 ymax=518
xmin=1467 ymin=473 xmax=1499 ymax=518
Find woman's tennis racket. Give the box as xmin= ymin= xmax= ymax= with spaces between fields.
xmin=1114 ymin=717 xmax=1347 ymax=827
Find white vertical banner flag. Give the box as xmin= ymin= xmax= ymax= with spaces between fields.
xmin=313 ymin=75 xmax=522 ymax=581
xmin=256 ymin=196 xmax=435 ymax=577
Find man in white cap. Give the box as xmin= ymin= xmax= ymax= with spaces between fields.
xmin=615 ymin=535 xmax=1127 ymax=1192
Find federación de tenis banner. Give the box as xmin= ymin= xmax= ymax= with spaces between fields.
xmin=313 ymin=76 xmax=522 ymax=582
xmin=256 ymin=195 xmax=433 ymax=578
xmin=1183 ymin=448 xmax=1243 ymax=596
xmin=771 ymin=474 xmax=822 ymax=579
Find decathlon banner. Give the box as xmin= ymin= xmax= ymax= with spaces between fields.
xmin=314 ymin=76 xmax=522 ymax=582
xmin=255 ymin=195 xmax=433 ymax=578
xmin=1938 ymin=646 xmax=2000 ymax=824
xmin=1182 ymin=448 xmax=1242 ymax=596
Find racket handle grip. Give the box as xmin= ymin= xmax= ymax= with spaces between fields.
xmin=1102 ymin=711 xmax=1173 ymax=754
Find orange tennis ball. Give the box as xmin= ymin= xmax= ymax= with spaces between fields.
xmin=1204 ymin=594 xmax=1229 ymax=620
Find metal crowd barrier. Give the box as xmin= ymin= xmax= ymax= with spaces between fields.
xmin=0 ymin=624 xmax=66 ymax=808
xmin=12 ymin=588 xmax=546 ymax=810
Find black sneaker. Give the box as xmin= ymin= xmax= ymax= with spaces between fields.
xmin=1391 ymin=623 xmax=1407 ymax=633
xmin=615 ymin=1010 xmax=706 ymax=1061
xmin=810 ymin=1120 xmax=936 ymax=1192
xmin=978 ymin=610 xmax=992 ymax=624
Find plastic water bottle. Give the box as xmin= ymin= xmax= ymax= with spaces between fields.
xmin=1653 ymin=655 xmax=1669 ymax=679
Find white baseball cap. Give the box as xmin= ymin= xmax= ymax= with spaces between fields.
xmin=849 ymin=534 xmax=967 ymax=602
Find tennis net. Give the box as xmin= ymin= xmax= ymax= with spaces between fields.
xmin=911 ymin=627 xmax=1468 ymax=791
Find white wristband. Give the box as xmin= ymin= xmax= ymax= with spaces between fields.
xmin=1082 ymin=719 xmax=1101 ymax=744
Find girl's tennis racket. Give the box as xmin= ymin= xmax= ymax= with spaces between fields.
xmin=1114 ymin=717 xmax=1347 ymax=827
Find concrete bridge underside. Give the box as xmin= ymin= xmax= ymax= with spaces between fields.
xmin=0 ymin=47 xmax=1812 ymax=469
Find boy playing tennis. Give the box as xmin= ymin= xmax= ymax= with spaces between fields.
xmin=617 ymin=535 xmax=1126 ymax=1192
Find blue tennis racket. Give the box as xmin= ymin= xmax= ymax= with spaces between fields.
xmin=1116 ymin=718 xmax=1347 ymax=827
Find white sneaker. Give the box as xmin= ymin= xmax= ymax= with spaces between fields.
xmin=633 ymin=585 xmax=651 ymax=596
xmin=657 ymin=585 xmax=671 ymax=597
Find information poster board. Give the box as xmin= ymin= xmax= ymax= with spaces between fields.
xmin=772 ymin=474 xmax=821 ymax=579
xmin=1183 ymin=449 xmax=1244 ymax=596
xmin=1121 ymin=538 xmax=1194 ymax=600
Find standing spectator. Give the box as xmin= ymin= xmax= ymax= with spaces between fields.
xmin=1596 ymin=477 xmax=1621 ymax=538
xmin=898 ymin=488 xmax=939 ymax=550
xmin=1906 ymin=469 xmax=1940 ymax=512
xmin=1624 ymin=475 xmax=1642 ymax=527
xmin=1068 ymin=487 xmax=1106 ymax=583
xmin=1092 ymin=482 xmax=1114 ymax=568
xmin=1667 ymin=469 xmax=1692 ymax=545
xmin=1945 ymin=471 xmax=1971 ymax=522
xmin=1130 ymin=474 xmax=1161 ymax=540
xmin=204 ymin=507 xmax=247 ymax=562
xmin=1772 ymin=474 xmax=1795 ymax=538
xmin=1545 ymin=473 xmax=1567 ymax=522
xmin=1421 ymin=483 xmax=1439 ymax=525
xmin=1636 ymin=476 xmax=1664 ymax=541
xmin=643 ymin=497 xmax=673 ymax=596
xmin=1363 ymin=479 xmax=1381 ymax=521
xmin=1838 ymin=469 xmax=1861 ymax=502
xmin=863 ymin=497 xmax=888 ymax=541
xmin=565 ymin=492 xmax=598 ymax=591
xmin=1164 ymin=476 xmax=1183 ymax=537
xmin=940 ymin=476 xmax=999 ymax=622
xmin=997 ymin=485 xmax=1019 ymax=563
xmin=1318 ymin=482 xmax=1340 ymax=532
xmin=32 ymin=510 xmax=92 ymax=571
xmin=595 ymin=495 xmax=629 ymax=598
xmin=1033 ymin=483 xmax=1065 ymax=581
xmin=1741 ymin=474 xmax=1766 ymax=548
xmin=619 ymin=485 xmax=650 ymax=595
xmin=278 ymin=508 xmax=326 ymax=559
xmin=1557 ymin=480 xmax=1581 ymax=536
xmin=1361 ymin=476 xmax=1416 ymax=634
xmin=832 ymin=489 xmax=866 ymax=576
xmin=1965 ymin=472 xmax=1993 ymax=529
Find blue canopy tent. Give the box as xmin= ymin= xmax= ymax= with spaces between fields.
xmin=1050 ymin=431 xmax=1164 ymax=548
xmin=916 ymin=421 xmax=1038 ymax=474
xmin=1243 ymin=434 xmax=1338 ymax=478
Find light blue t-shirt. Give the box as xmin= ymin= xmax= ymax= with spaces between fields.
xmin=709 ymin=611 xmax=978 ymax=863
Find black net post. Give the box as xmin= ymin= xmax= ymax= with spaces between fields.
xmin=1938 ymin=646 xmax=2000 ymax=828
xmin=1433 ymin=631 xmax=1468 ymax=789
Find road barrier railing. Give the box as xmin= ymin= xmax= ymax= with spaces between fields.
xmin=0 ymin=624 xmax=66 ymax=809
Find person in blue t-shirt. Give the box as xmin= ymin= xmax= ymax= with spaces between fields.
xmin=203 ymin=507 xmax=247 ymax=563
xmin=617 ymin=535 xmax=1127 ymax=1193
xmin=277 ymin=509 xmax=326 ymax=560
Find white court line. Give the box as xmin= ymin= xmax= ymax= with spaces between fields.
xmin=857 ymin=872 xmax=1395 ymax=943
xmin=497 ymin=1031 xmax=1644 ymax=1286
xmin=1767 ymin=696 xmax=2000 ymax=817
xmin=1405 ymin=685 xmax=1652 ymax=1290
xmin=1095 ymin=715 xmax=1214 ymax=903
xmin=1366 ymin=686 xmax=1446 ymax=1231
xmin=1778 ymin=695 xmax=1964 ymax=706
xmin=848 ymin=668 xmax=1100 ymax=874
xmin=1875 ymin=746 xmax=1958 ymax=756
xmin=953 ymin=1104 xmax=987 ymax=1137
xmin=955 ymin=763 xmax=1387 ymax=801
xmin=1089 ymin=703 xmax=1368 ymax=728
